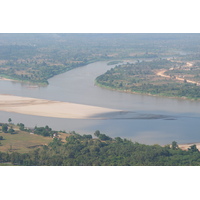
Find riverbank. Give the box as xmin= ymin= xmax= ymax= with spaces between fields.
xmin=0 ymin=94 xmax=121 ymax=119
xmin=95 ymin=81 xmax=200 ymax=102
xmin=0 ymin=60 xmax=102 ymax=87
xmin=0 ymin=76 xmax=48 ymax=86
xmin=95 ymin=59 xmax=200 ymax=101
xmin=0 ymin=77 xmax=16 ymax=82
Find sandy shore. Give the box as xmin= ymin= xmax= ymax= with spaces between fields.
xmin=0 ymin=77 xmax=16 ymax=81
xmin=178 ymin=143 xmax=200 ymax=151
xmin=0 ymin=94 xmax=121 ymax=119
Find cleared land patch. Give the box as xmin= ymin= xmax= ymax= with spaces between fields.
xmin=0 ymin=125 xmax=52 ymax=153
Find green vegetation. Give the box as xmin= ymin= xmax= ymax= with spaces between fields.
xmin=0 ymin=122 xmax=54 ymax=153
xmin=2 ymin=124 xmax=8 ymax=133
xmin=96 ymin=59 xmax=200 ymax=100
xmin=1 ymin=33 xmax=200 ymax=85
xmin=0 ymin=121 xmax=200 ymax=166
xmin=2 ymin=34 xmax=200 ymax=165
xmin=0 ymin=125 xmax=200 ymax=165
xmin=107 ymin=61 xmax=123 ymax=65
xmin=0 ymin=59 xmax=89 ymax=85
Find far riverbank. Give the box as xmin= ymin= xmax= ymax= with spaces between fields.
xmin=95 ymin=81 xmax=200 ymax=102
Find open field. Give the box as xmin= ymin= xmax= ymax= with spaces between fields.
xmin=0 ymin=124 xmax=70 ymax=153
xmin=0 ymin=125 xmax=52 ymax=153
xmin=0 ymin=94 xmax=121 ymax=119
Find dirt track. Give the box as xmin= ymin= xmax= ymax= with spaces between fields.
xmin=155 ymin=62 xmax=200 ymax=86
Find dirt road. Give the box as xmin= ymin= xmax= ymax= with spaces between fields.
xmin=155 ymin=62 xmax=200 ymax=85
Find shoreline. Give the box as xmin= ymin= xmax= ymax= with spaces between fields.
xmin=95 ymin=81 xmax=200 ymax=102
xmin=0 ymin=77 xmax=16 ymax=81
xmin=0 ymin=76 xmax=47 ymax=86
xmin=0 ymin=94 xmax=121 ymax=119
xmin=1 ymin=95 xmax=200 ymax=149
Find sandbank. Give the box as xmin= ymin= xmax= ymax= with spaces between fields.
xmin=0 ymin=77 xmax=15 ymax=81
xmin=0 ymin=94 xmax=121 ymax=119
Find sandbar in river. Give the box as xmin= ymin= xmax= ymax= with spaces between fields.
xmin=0 ymin=94 xmax=122 ymax=119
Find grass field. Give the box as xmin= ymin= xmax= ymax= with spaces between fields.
xmin=0 ymin=125 xmax=53 ymax=153
xmin=0 ymin=124 xmax=71 ymax=153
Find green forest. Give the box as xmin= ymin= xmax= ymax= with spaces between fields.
xmin=0 ymin=123 xmax=200 ymax=166
xmin=1 ymin=33 xmax=200 ymax=85
xmin=96 ymin=59 xmax=200 ymax=100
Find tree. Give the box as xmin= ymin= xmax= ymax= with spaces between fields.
xmin=8 ymin=128 xmax=15 ymax=134
xmin=18 ymin=123 xmax=25 ymax=131
xmin=119 ymin=82 xmax=123 ymax=87
xmin=115 ymin=137 xmax=123 ymax=143
xmin=98 ymin=134 xmax=112 ymax=141
xmin=188 ymin=144 xmax=199 ymax=153
xmin=2 ymin=124 xmax=8 ymax=133
xmin=49 ymin=137 xmax=62 ymax=147
xmin=94 ymin=130 xmax=100 ymax=137
xmin=82 ymin=134 xmax=92 ymax=139
xmin=171 ymin=141 xmax=179 ymax=150
xmin=94 ymin=130 xmax=112 ymax=141
xmin=8 ymin=118 xmax=12 ymax=123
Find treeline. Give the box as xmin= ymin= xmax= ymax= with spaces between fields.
xmin=0 ymin=130 xmax=200 ymax=166
xmin=0 ymin=60 xmax=89 ymax=85
xmin=0 ymin=45 xmax=37 ymax=60
xmin=96 ymin=59 xmax=200 ymax=100
xmin=1 ymin=122 xmax=58 ymax=137
xmin=96 ymin=59 xmax=175 ymax=83
xmin=18 ymin=123 xmax=58 ymax=137
xmin=2 ymin=33 xmax=200 ymax=86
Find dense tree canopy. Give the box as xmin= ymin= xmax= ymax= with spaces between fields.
xmin=96 ymin=59 xmax=200 ymax=100
xmin=1 ymin=33 xmax=200 ymax=85
xmin=0 ymin=129 xmax=200 ymax=166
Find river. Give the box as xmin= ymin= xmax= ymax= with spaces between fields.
xmin=1 ymin=61 xmax=200 ymax=145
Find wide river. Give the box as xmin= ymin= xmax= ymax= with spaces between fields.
xmin=1 ymin=61 xmax=200 ymax=145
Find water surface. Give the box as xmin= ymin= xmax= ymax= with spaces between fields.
xmin=1 ymin=61 xmax=200 ymax=145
